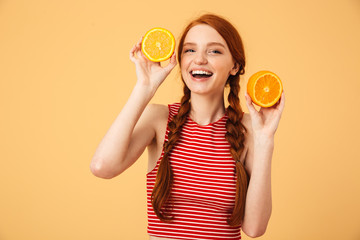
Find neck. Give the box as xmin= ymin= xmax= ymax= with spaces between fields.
xmin=189 ymin=92 xmax=226 ymax=126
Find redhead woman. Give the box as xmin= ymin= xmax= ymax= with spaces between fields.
xmin=90 ymin=13 xmax=285 ymax=240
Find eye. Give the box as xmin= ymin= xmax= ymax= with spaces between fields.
xmin=210 ymin=49 xmax=222 ymax=54
xmin=184 ymin=49 xmax=195 ymax=53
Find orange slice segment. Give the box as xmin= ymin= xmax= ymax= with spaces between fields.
xmin=247 ymin=70 xmax=283 ymax=107
xmin=141 ymin=27 xmax=175 ymax=62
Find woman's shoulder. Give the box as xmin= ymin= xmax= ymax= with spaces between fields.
xmin=146 ymin=103 xmax=169 ymax=120
xmin=148 ymin=102 xmax=181 ymax=119
xmin=146 ymin=103 xmax=181 ymax=126
xmin=147 ymin=102 xmax=180 ymax=110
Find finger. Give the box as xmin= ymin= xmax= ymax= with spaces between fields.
xmin=140 ymin=48 xmax=148 ymax=59
xmin=276 ymin=91 xmax=285 ymax=111
xmin=136 ymin=37 xmax=143 ymax=48
xmin=129 ymin=44 xmax=137 ymax=62
xmin=136 ymin=37 xmax=145 ymax=52
xmin=137 ymin=48 xmax=147 ymax=61
xmin=245 ymin=92 xmax=258 ymax=115
xmin=135 ymin=40 xmax=149 ymax=62
xmin=164 ymin=52 xmax=177 ymax=72
xmin=133 ymin=44 xmax=146 ymax=62
xmin=276 ymin=92 xmax=285 ymax=110
xmin=170 ymin=51 xmax=176 ymax=63
xmin=138 ymin=36 xmax=142 ymax=44
xmin=130 ymin=36 xmax=144 ymax=62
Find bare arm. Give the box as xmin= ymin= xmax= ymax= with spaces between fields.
xmin=90 ymin=37 xmax=177 ymax=179
xmin=90 ymin=86 xmax=155 ymax=179
xmin=241 ymin=92 xmax=285 ymax=237
xmin=241 ymin=133 xmax=274 ymax=238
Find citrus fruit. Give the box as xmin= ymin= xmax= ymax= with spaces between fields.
xmin=247 ymin=70 xmax=283 ymax=108
xmin=141 ymin=27 xmax=175 ymax=62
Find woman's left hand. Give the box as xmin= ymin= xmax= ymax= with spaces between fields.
xmin=244 ymin=91 xmax=285 ymax=138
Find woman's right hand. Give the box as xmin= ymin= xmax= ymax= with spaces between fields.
xmin=129 ymin=37 xmax=177 ymax=94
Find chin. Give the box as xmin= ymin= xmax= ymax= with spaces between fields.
xmin=187 ymin=84 xmax=222 ymax=96
xmin=184 ymin=81 xmax=208 ymax=94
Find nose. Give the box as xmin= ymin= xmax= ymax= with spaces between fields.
xmin=194 ymin=52 xmax=208 ymax=65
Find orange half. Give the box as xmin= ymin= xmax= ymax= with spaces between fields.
xmin=141 ymin=27 xmax=175 ymax=62
xmin=247 ymin=70 xmax=283 ymax=108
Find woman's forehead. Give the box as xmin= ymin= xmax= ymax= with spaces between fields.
xmin=184 ymin=24 xmax=227 ymax=45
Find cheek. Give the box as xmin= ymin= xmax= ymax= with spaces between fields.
xmin=180 ymin=58 xmax=191 ymax=73
xmin=215 ymin=61 xmax=233 ymax=75
xmin=180 ymin=66 xmax=187 ymax=77
xmin=180 ymin=56 xmax=190 ymax=67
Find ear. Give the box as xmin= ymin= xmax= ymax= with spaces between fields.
xmin=230 ymin=63 xmax=240 ymax=76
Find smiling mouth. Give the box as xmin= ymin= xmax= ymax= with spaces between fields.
xmin=190 ymin=70 xmax=213 ymax=78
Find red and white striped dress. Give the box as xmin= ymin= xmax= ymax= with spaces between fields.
xmin=147 ymin=103 xmax=241 ymax=240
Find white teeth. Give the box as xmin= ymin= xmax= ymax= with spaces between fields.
xmin=191 ymin=70 xmax=212 ymax=75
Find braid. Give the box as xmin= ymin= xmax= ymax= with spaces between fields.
xmin=225 ymin=76 xmax=249 ymax=226
xmin=151 ymin=85 xmax=191 ymax=222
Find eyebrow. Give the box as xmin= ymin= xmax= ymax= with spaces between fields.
xmin=183 ymin=42 xmax=226 ymax=48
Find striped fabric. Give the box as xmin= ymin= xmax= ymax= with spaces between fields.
xmin=147 ymin=103 xmax=241 ymax=240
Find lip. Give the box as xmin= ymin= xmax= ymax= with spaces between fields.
xmin=189 ymin=68 xmax=213 ymax=74
xmin=189 ymin=71 xmax=213 ymax=82
xmin=189 ymin=68 xmax=213 ymax=82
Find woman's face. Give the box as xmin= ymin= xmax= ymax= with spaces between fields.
xmin=180 ymin=24 xmax=238 ymax=96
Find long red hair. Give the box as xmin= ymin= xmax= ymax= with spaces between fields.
xmin=151 ymin=13 xmax=249 ymax=226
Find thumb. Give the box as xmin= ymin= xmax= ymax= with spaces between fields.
xmin=245 ymin=92 xmax=257 ymax=115
xmin=164 ymin=52 xmax=177 ymax=73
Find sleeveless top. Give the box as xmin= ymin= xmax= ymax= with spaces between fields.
xmin=147 ymin=103 xmax=241 ymax=240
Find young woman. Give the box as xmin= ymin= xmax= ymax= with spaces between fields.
xmin=90 ymin=13 xmax=285 ymax=240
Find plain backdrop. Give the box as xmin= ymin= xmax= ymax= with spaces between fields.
xmin=1 ymin=0 xmax=360 ymax=239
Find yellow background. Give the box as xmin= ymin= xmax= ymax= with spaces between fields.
xmin=1 ymin=0 xmax=360 ymax=239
